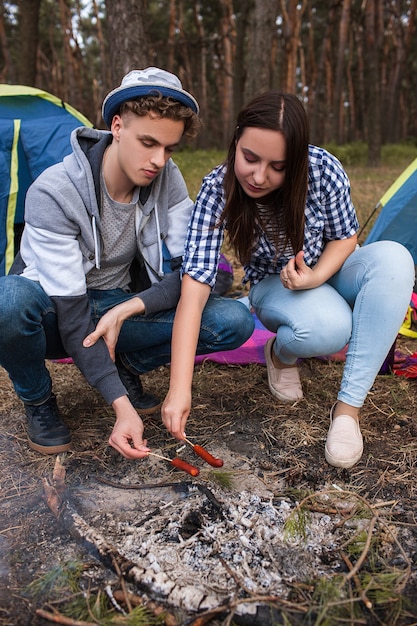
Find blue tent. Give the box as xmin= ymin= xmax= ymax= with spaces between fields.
xmin=0 ymin=85 xmax=92 ymax=276
xmin=364 ymin=158 xmax=417 ymax=263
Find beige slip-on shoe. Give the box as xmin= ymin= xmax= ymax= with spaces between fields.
xmin=325 ymin=404 xmax=363 ymax=468
xmin=263 ymin=337 xmax=303 ymax=402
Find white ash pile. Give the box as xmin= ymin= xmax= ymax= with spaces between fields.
xmin=71 ymin=454 xmax=343 ymax=623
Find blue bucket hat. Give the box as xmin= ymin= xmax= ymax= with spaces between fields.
xmin=102 ymin=67 xmax=199 ymax=128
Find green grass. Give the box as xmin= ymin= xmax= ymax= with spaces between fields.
xmin=173 ymin=148 xmax=226 ymax=199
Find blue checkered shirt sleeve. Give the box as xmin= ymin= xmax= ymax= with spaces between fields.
xmin=303 ymin=146 xmax=359 ymax=266
xmin=182 ymin=165 xmax=227 ymax=287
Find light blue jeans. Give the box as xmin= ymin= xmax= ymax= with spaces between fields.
xmin=249 ymin=241 xmax=415 ymax=408
xmin=0 ymin=278 xmax=254 ymax=404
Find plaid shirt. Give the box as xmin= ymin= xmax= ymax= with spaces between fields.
xmin=182 ymin=145 xmax=359 ymax=287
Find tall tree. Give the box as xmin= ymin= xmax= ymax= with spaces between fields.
xmin=334 ymin=0 xmax=351 ymax=143
xmin=17 ymin=0 xmax=41 ymax=85
xmin=281 ymin=0 xmax=306 ymax=93
xmin=219 ymin=0 xmax=235 ymax=144
xmin=167 ymin=0 xmax=176 ymax=71
xmin=309 ymin=1 xmax=338 ymax=145
xmin=91 ymin=0 xmax=111 ymax=123
xmin=245 ymin=0 xmax=279 ymax=101
xmin=192 ymin=0 xmax=208 ymax=128
xmin=105 ymin=0 xmax=148 ymax=86
xmin=364 ymin=0 xmax=383 ymax=166
xmin=232 ymin=0 xmax=252 ymax=117
xmin=384 ymin=0 xmax=417 ymax=143
xmin=0 ymin=2 xmax=10 ymax=82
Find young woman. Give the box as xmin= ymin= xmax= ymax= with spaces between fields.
xmin=162 ymin=90 xmax=414 ymax=469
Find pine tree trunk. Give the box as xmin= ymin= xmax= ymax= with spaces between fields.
xmin=105 ymin=0 xmax=148 ymax=85
xmin=17 ymin=0 xmax=41 ymax=85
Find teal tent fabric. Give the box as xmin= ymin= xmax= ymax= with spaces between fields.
xmin=0 ymin=85 xmax=92 ymax=275
xmin=364 ymin=158 xmax=417 ymax=263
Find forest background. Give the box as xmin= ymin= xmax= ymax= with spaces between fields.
xmin=1 ymin=0 xmax=417 ymax=167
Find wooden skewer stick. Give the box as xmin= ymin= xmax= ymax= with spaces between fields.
xmin=183 ymin=436 xmax=196 ymax=447
xmin=147 ymin=451 xmax=171 ymax=462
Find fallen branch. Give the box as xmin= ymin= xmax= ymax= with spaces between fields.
xmin=340 ymin=550 xmax=372 ymax=609
xmin=344 ymin=515 xmax=378 ymax=583
xmin=36 ymin=607 xmax=96 ymax=625
xmin=186 ymin=593 xmax=309 ymax=626
xmin=112 ymin=590 xmax=178 ymax=626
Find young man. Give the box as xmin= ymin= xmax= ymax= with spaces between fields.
xmin=0 ymin=67 xmax=254 ymax=459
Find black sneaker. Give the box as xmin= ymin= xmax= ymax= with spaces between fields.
xmin=24 ymin=393 xmax=72 ymax=454
xmin=116 ymin=357 xmax=161 ymax=415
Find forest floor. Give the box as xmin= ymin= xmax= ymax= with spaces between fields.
xmin=1 ymin=316 xmax=417 ymax=625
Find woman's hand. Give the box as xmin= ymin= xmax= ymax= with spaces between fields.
xmin=281 ymin=236 xmax=358 ymax=290
xmin=161 ymin=388 xmax=192 ymax=441
xmin=281 ymin=250 xmax=313 ymax=289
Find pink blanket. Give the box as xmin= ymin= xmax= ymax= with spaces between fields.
xmin=195 ymin=313 xmax=347 ymax=365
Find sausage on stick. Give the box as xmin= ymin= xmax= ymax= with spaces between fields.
xmin=147 ymin=451 xmax=200 ymax=477
xmin=183 ymin=437 xmax=224 ymax=467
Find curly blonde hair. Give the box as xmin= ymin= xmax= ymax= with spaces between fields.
xmin=119 ymin=94 xmax=201 ymax=139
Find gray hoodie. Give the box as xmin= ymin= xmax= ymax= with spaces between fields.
xmin=16 ymin=126 xmax=193 ymax=404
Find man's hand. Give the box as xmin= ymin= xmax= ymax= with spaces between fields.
xmin=83 ymin=297 xmax=145 ymax=361
xmin=109 ymin=395 xmax=150 ymax=459
xmin=161 ymin=388 xmax=192 ymax=441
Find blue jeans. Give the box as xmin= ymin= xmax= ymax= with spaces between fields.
xmin=249 ymin=241 xmax=415 ymax=408
xmin=0 ymin=277 xmax=254 ymax=404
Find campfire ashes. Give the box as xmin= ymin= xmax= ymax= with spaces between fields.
xmin=59 ymin=445 xmax=388 ymax=624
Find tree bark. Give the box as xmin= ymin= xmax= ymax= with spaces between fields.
xmin=17 ymin=0 xmax=41 ymax=85
xmin=167 ymin=0 xmax=176 ymax=72
xmin=334 ymin=0 xmax=351 ymax=143
xmin=176 ymin=0 xmax=194 ymax=96
xmin=364 ymin=0 xmax=382 ymax=166
xmin=219 ymin=0 xmax=235 ymax=144
xmin=309 ymin=2 xmax=338 ymax=145
xmin=105 ymin=0 xmax=148 ymax=86
xmin=280 ymin=0 xmax=306 ymax=93
xmin=0 ymin=2 xmax=10 ymax=82
xmin=245 ymin=0 xmax=279 ymax=101
xmin=233 ymin=0 xmax=253 ymax=120
xmin=192 ymin=0 xmax=208 ymax=140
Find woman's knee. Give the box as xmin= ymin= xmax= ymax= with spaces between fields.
xmin=364 ymin=241 xmax=414 ymax=282
xmin=279 ymin=304 xmax=352 ymax=357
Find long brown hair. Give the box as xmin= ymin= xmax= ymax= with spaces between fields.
xmin=221 ymin=91 xmax=309 ymax=264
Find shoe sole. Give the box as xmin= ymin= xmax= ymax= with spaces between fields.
xmin=324 ymin=445 xmax=363 ymax=468
xmin=134 ymin=402 xmax=162 ymax=416
xmin=28 ymin=439 xmax=72 ymax=455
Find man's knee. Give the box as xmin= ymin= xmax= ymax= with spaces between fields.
xmin=201 ymin=296 xmax=254 ymax=349
xmin=0 ymin=275 xmax=31 ymax=313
